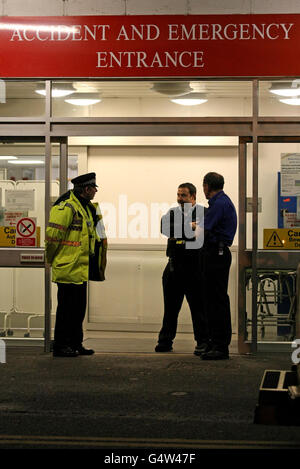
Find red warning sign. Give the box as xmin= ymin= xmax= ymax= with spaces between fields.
xmin=16 ymin=217 xmax=37 ymax=247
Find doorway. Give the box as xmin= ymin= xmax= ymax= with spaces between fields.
xmin=65 ymin=138 xmax=239 ymax=351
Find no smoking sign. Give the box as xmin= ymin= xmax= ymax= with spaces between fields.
xmin=16 ymin=217 xmax=37 ymax=247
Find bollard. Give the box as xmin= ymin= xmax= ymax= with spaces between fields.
xmin=0 ymin=339 xmax=6 ymax=363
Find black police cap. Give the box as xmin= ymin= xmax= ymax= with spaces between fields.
xmin=71 ymin=172 xmax=98 ymax=188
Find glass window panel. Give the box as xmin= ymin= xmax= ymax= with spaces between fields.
xmin=0 ymin=267 xmax=45 ymax=340
xmin=52 ymin=80 xmax=252 ymax=118
xmin=0 ymin=142 xmax=65 ymax=248
xmin=255 ymin=142 xmax=298 ymax=343
xmin=259 ymin=79 xmax=300 ymax=116
xmin=257 ymin=142 xmax=300 ymax=249
xmin=0 ymin=80 xmax=45 ymax=117
xmin=245 ymin=268 xmax=296 ymax=343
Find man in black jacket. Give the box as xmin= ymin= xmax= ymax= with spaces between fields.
xmin=155 ymin=183 xmax=208 ymax=354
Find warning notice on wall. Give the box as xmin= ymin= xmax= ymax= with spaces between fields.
xmin=15 ymin=217 xmax=37 ymax=247
xmin=264 ymin=228 xmax=300 ymax=249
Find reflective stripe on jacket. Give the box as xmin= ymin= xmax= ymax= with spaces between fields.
xmin=45 ymin=191 xmax=97 ymax=284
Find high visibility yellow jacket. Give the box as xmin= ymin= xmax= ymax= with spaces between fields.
xmin=45 ymin=191 xmax=106 ymax=284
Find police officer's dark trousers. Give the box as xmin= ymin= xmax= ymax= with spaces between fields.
xmin=158 ymin=255 xmax=206 ymax=346
xmin=203 ymin=245 xmax=232 ymax=352
xmin=54 ymin=282 xmax=87 ymax=350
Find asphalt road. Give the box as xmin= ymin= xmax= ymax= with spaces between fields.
xmin=0 ymin=347 xmax=300 ymax=454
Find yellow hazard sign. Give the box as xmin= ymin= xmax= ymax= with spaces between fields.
xmin=264 ymin=228 xmax=300 ymax=249
xmin=0 ymin=226 xmax=41 ymax=247
xmin=0 ymin=226 xmax=16 ymax=246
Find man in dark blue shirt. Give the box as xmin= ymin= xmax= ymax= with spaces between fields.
xmin=200 ymin=172 xmax=237 ymax=360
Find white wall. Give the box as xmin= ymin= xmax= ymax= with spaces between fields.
xmin=86 ymin=143 xmax=239 ymax=334
xmin=88 ymin=247 xmax=238 ymax=334
xmin=0 ymin=96 xmax=252 ymax=119
xmin=88 ymin=145 xmax=239 ymax=245
xmin=53 ymin=97 xmax=252 ymax=118
xmin=3 ymin=0 xmax=300 ymax=16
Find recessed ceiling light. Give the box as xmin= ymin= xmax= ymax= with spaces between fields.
xmin=269 ymin=82 xmax=300 ymax=97
xmin=151 ymin=82 xmax=193 ymax=97
xmin=171 ymin=93 xmax=208 ymax=106
xmin=35 ymin=83 xmax=75 ymax=98
xmin=0 ymin=156 xmax=17 ymax=160
xmin=64 ymin=92 xmax=102 ymax=106
xmin=8 ymin=160 xmax=44 ymax=165
xmin=279 ymin=97 xmax=300 ymax=105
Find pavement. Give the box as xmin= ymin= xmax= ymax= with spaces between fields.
xmin=0 ymin=336 xmax=300 ymax=456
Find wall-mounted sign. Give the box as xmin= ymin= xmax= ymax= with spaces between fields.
xmin=0 ymin=226 xmax=16 ymax=246
xmin=20 ymin=253 xmax=44 ymax=263
xmin=246 ymin=197 xmax=262 ymax=213
xmin=16 ymin=217 xmax=37 ymax=247
xmin=5 ymin=190 xmax=35 ymax=211
xmin=4 ymin=211 xmax=28 ymax=226
xmin=280 ymin=153 xmax=300 ymax=197
xmin=264 ymin=228 xmax=300 ymax=249
xmin=0 ymin=224 xmax=40 ymax=247
xmin=0 ymin=15 xmax=299 ymax=77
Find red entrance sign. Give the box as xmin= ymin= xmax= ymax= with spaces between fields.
xmin=0 ymin=14 xmax=299 ymax=77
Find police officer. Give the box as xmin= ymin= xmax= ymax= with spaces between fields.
xmin=201 ymin=172 xmax=237 ymax=360
xmin=155 ymin=183 xmax=208 ymax=354
xmin=45 ymin=172 xmax=107 ymax=357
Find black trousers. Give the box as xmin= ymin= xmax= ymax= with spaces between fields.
xmin=203 ymin=246 xmax=232 ymax=352
xmin=54 ymin=282 xmax=87 ymax=350
xmin=158 ymin=255 xmax=207 ymax=346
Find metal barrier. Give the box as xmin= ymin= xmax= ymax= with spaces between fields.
xmin=246 ymin=269 xmax=297 ymax=341
xmin=296 ymin=263 xmax=300 ymax=340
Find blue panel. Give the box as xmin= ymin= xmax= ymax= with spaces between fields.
xmin=277 ymin=172 xmax=297 ymax=228
xmin=277 ymin=172 xmax=294 ymax=335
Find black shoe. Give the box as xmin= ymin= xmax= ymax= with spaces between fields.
xmin=53 ymin=346 xmax=78 ymax=357
xmin=194 ymin=342 xmax=211 ymax=356
xmin=155 ymin=343 xmax=173 ymax=353
xmin=77 ymin=346 xmax=95 ymax=356
xmin=201 ymin=349 xmax=229 ymax=360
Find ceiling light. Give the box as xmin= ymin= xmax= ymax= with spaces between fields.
xmin=0 ymin=156 xmax=17 ymax=160
xmin=269 ymin=82 xmax=300 ymax=97
xmin=171 ymin=93 xmax=208 ymax=106
xmin=279 ymin=97 xmax=300 ymax=105
xmin=151 ymin=82 xmax=193 ymax=97
xmin=35 ymin=83 xmax=75 ymax=97
xmin=8 ymin=160 xmax=44 ymax=165
xmin=64 ymin=93 xmax=101 ymax=106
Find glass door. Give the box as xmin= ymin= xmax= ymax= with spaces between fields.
xmin=0 ymin=137 xmax=69 ymax=350
xmin=238 ymin=137 xmax=300 ymax=353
